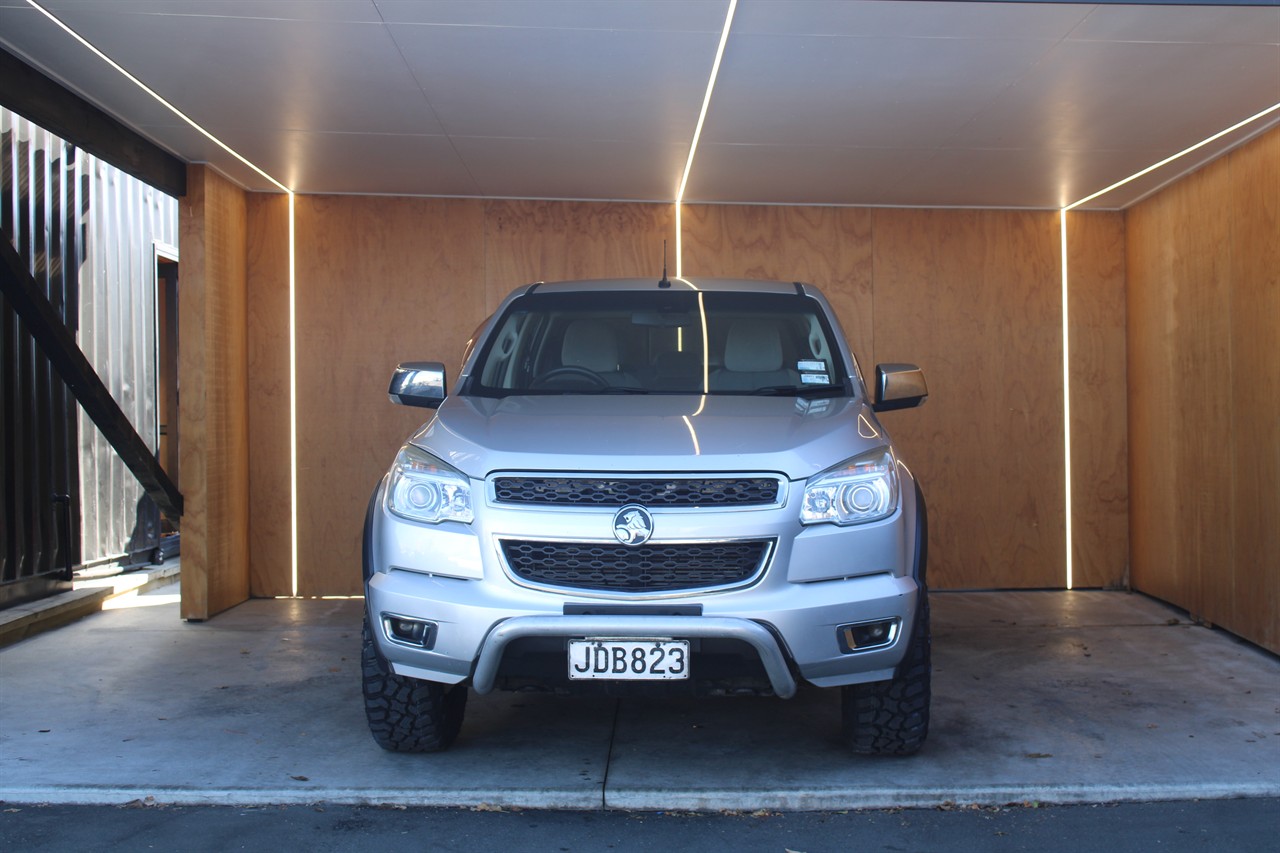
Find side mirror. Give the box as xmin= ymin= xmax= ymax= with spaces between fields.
xmin=874 ymin=363 xmax=927 ymax=412
xmin=388 ymin=362 xmax=447 ymax=409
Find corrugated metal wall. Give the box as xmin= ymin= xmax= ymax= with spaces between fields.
xmin=2 ymin=108 xmax=82 ymax=600
xmin=2 ymin=106 xmax=178 ymax=582
xmin=76 ymin=139 xmax=178 ymax=566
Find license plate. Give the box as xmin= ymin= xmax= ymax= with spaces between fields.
xmin=567 ymin=639 xmax=689 ymax=681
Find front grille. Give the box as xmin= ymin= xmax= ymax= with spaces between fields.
xmin=493 ymin=476 xmax=780 ymax=507
xmin=501 ymin=540 xmax=771 ymax=593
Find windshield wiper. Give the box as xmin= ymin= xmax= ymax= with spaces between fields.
xmin=529 ymin=386 xmax=652 ymax=395
xmin=751 ymin=384 xmax=845 ymax=398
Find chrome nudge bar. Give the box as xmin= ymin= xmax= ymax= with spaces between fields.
xmin=469 ymin=615 xmax=798 ymax=699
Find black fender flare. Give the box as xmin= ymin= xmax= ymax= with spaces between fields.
xmin=362 ymin=481 xmax=381 ymax=584
xmin=912 ymin=480 xmax=928 ymax=590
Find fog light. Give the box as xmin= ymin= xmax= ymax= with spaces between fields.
xmin=382 ymin=614 xmax=437 ymax=649
xmin=838 ymin=619 xmax=899 ymax=653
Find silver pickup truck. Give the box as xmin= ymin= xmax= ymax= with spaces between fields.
xmin=362 ymin=278 xmax=930 ymax=755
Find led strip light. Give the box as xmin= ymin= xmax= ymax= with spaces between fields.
xmin=28 ymin=1 xmax=302 ymax=598
xmin=1059 ymin=211 xmax=1074 ymax=590
xmin=675 ymin=0 xmax=738 ymax=277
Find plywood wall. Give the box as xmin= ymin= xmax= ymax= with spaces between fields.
xmin=244 ymin=192 xmax=290 ymax=598
xmin=484 ymin=200 xmax=674 ymax=303
xmin=868 ymin=209 xmax=1068 ymax=589
xmin=1127 ymin=126 xmax=1279 ymax=653
xmin=242 ymin=198 xmax=674 ymax=597
xmin=178 ymin=165 xmax=250 ymax=619
xmin=1066 ymin=211 xmax=1129 ymax=589
xmin=681 ymin=204 xmax=1121 ymax=590
xmin=292 ymin=197 xmax=487 ymax=596
xmin=242 ymin=197 xmax=1128 ymax=598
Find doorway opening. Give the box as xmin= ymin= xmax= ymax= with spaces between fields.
xmin=154 ymin=245 xmax=180 ymax=564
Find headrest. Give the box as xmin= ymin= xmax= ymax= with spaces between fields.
xmin=724 ymin=319 xmax=783 ymax=372
xmin=561 ymin=320 xmax=619 ymax=372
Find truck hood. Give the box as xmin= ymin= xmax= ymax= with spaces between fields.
xmin=408 ymin=394 xmax=888 ymax=481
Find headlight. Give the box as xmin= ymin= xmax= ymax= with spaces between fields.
xmin=800 ymin=447 xmax=899 ymax=526
xmin=386 ymin=444 xmax=473 ymax=524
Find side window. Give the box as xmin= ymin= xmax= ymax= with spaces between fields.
xmin=803 ymin=314 xmax=833 ymax=363
xmin=480 ymin=313 xmax=527 ymax=389
xmin=530 ymin=314 xmax=567 ymax=378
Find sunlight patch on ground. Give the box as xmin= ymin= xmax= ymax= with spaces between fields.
xmin=101 ymin=590 xmax=182 ymax=610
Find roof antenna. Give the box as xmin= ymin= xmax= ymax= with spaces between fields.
xmin=658 ymin=240 xmax=671 ymax=288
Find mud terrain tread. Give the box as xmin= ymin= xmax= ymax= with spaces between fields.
xmin=362 ymin=617 xmax=467 ymax=752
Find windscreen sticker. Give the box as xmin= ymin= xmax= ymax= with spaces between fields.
xmin=797 ymin=359 xmax=831 ymax=385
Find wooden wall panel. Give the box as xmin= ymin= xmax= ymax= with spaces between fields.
xmin=1175 ymin=170 xmax=1237 ymax=622
xmin=245 ymin=193 xmax=291 ymax=597
xmin=244 ymin=198 xmax=1129 ymax=601
xmin=246 ymin=199 xmax=674 ymax=598
xmin=1127 ymin=126 xmax=1279 ymax=653
xmin=680 ymin=205 xmax=874 ymax=366
xmin=871 ymin=210 xmax=1065 ymax=589
xmin=1134 ymin=167 xmax=1236 ymax=618
xmin=679 ymin=204 xmax=1111 ymax=591
xmin=1066 ymin=211 xmax=1129 ymax=589
xmin=1126 ymin=198 xmax=1181 ymax=608
xmin=178 ymin=165 xmax=250 ymax=619
xmin=483 ymin=200 xmax=673 ymax=302
xmin=293 ymin=196 xmax=487 ymax=597
xmin=1225 ymin=129 xmax=1279 ymax=654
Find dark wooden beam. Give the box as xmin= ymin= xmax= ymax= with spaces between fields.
xmin=0 ymin=47 xmax=186 ymax=198
xmin=1 ymin=230 xmax=183 ymax=519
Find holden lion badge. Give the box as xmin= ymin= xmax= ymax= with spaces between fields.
xmin=612 ymin=504 xmax=654 ymax=546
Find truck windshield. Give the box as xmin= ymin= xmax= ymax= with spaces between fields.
xmin=464 ymin=290 xmax=852 ymax=397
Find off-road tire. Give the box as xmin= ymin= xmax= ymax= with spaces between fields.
xmin=362 ymin=616 xmax=467 ymax=752
xmin=840 ymin=589 xmax=931 ymax=755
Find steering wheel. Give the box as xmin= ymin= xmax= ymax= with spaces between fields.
xmin=530 ymin=366 xmax=609 ymax=389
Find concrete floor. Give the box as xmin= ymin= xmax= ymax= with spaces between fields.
xmin=0 ymin=585 xmax=1275 ymax=811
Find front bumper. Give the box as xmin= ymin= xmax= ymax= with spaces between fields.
xmin=366 ymin=566 xmax=919 ymax=692
xmin=365 ymin=469 xmax=922 ymax=694
xmin=470 ymin=615 xmax=799 ymax=697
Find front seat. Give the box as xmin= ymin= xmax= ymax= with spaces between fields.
xmin=560 ymin=320 xmax=637 ymax=386
xmin=711 ymin=319 xmax=797 ymax=392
